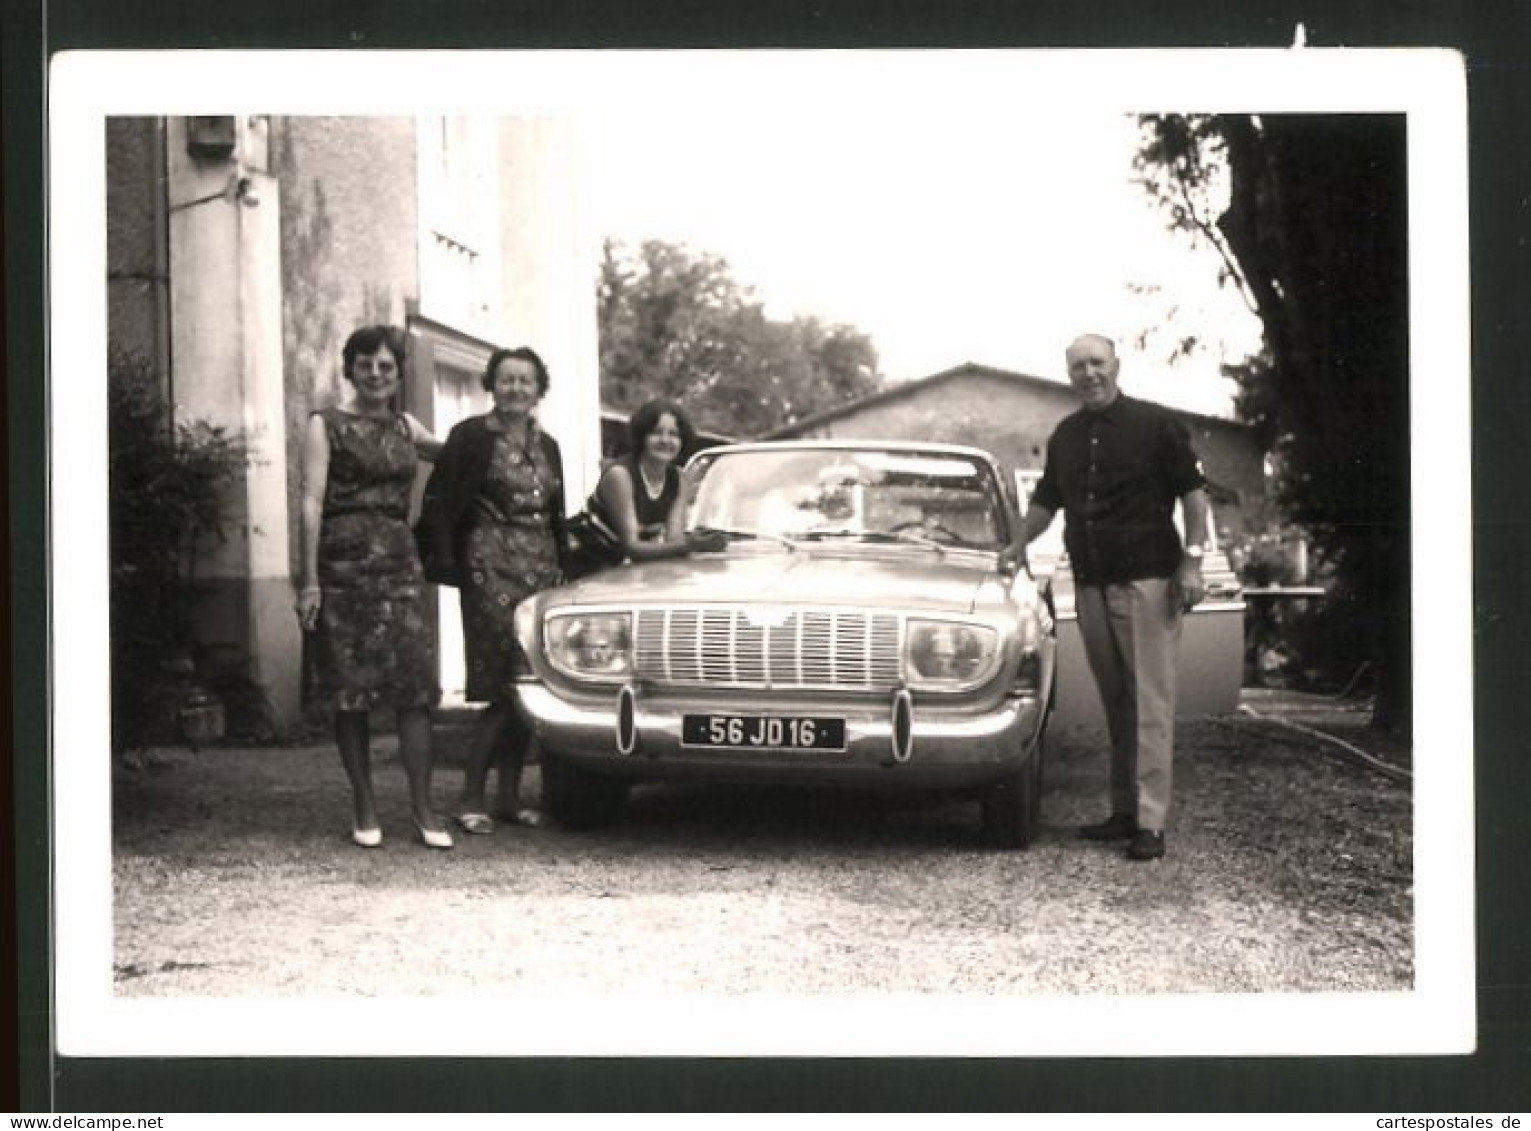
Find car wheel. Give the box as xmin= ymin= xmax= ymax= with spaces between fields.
xmin=980 ymin=728 xmax=1045 ymax=849
xmin=539 ymin=746 xmax=630 ymax=829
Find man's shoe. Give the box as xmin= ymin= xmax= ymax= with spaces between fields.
xmin=1127 ymin=829 xmax=1166 ymax=860
xmin=1079 ymin=813 xmax=1137 ymax=841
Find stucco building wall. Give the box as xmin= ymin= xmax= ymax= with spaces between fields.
xmin=272 ymin=116 xmax=422 ymax=581
xmin=1179 ymin=417 xmax=1267 ymax=530
xmin=494 ymin=117 xmax=603 ymax=508
xmin=105 ymin=118 xmax=165 ymax=379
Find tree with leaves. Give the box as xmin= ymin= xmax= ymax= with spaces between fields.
xmin=1135 ymin=113 xmax=1411 ymax=735
xmin=597 ymin=238 xmax=882 ymax=438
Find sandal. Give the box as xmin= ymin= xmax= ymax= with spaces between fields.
xmin=455 ymin=812 xmax=494 ymax=836
xmin=510 ymin=808 xmax=546 ymax=828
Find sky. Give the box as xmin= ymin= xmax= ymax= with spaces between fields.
xmin=587 ymin=102 xmax=1263 ymax=418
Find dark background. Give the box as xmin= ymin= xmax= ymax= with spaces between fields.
xmin=5 ymin=0 xmax=1528 ymax=1113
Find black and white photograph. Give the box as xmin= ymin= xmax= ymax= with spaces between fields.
xmin=45 ymin=46 xmax=1471 ymax=1068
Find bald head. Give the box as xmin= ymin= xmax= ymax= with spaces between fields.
xmin=1064 ymin=334 xmax=1121 ymax=412
xmin=1067 ymin=333 xmax=1116 ymax=358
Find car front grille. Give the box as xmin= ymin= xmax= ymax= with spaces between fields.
xmin=633 ymin=607 xmax=903 ymax=690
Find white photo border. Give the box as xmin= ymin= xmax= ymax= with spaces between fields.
xmin=48 ymin=47 xmax=1473 ymax=1058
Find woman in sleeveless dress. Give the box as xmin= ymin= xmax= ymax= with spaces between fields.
xmin=587 ymin=397 xmax=725 ymax=562
xmin=295 ymin=324 xmax=452 ymax=850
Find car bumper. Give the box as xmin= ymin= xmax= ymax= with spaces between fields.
xmin=514 ymin=680 xmax=1047 ymax=790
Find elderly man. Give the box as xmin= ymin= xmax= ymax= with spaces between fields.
xmin=1009 ymin=333 xmax=1210 ymax=860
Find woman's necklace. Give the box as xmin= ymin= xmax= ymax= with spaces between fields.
xmin=638 ymin=459 xmax=667 ymax=501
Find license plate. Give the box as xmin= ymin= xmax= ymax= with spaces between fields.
xmin=682 ymin=714 xmax=846 ymax=752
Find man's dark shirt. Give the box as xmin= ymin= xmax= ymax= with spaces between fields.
xmin=1032 ymin=393 xmax=1206 ymax=584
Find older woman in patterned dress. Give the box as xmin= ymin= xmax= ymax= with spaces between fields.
xmin=419 ymin=346 xmax=570 ymax=835
xmin=296 ymin=324 xmax=452 ymax=850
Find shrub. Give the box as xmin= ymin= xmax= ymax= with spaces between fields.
xmin=110 ymin=351 xmax=250 ymax=753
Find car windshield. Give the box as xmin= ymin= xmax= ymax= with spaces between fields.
xmin=688 ymin=448 xmax=1007 ymax=549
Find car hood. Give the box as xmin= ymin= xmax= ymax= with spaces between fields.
xmin=547 ymin=546 xmax=1002 ymax=616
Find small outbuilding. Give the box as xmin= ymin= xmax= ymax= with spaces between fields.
xmin=764 ymin=361 xmax=1266 ymax=542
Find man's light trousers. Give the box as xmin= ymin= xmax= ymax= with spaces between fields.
xmin=1075 ymin=577 xmax=1183 ymax=832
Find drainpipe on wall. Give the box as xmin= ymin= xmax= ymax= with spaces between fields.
xmin=152 ymin=116 xmax=174 ymax=427
xmin=164 ymin=116 xmax=302 ymax=736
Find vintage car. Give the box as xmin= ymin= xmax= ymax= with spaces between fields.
xmin=511 ymin=440 xmax=1057 ymax=848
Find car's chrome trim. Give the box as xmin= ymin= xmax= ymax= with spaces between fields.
xmin=517 ymin=681 xmax=1043 ymax=752
xmin=631 ymin=605 xmax=904 ymax=691
xmin=616 ymin=684 xmax=638 ymax=756
xmin=891 ymin=687 xmax=914 ymax=763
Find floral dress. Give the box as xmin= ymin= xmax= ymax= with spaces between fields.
xmin=314 ymin=407 xmax=438 ymax=711
xmin=460 ymin=416 xmax=564 ymax=703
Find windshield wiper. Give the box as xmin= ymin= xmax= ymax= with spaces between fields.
xmin=692 ymin=526 xmax=799 ymax=551
xmin=798 ymin=529 xmax=874 ymax=540
xmin=801 ymin=529 xmax=951 ymax=555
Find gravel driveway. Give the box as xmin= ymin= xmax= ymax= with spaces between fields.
xmin=111 ymin=693 xmax=1413 ymax=1001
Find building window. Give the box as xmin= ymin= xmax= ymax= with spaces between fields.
xmin=416 ymin=115 xmax=501 ymax=338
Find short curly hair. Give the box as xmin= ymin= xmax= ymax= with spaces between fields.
xmin=341 ymin=324 xmax=407 ymax=381
xmin=482 ymin=346 xmax=551 ymax=395
xmin=627 ymin=397 xmax=699 ymax=458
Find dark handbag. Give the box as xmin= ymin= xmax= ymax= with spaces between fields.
xmin=414 ymin=468 xmax=464 ymax=588
xmin=564 ymin=507 xmax=625 ymax=578
xmin=414 ymin=494 xmax=463 ymax=587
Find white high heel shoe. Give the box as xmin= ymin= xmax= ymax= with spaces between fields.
xmin=414 ymin=820 xmax=454 ymax=850
xmin=351 ymin=825 xmax=383 ymax=848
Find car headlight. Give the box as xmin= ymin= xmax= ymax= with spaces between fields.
xmin=905 ymin=619 xmax=1000 ymax=689
xmin=545 ymin=612 xmax=633 ymax=681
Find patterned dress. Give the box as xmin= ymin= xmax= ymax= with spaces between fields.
xmin=314 ymin=407 xmax=438 ymax=711
xmin=460 ymin=416 xmax=564 ymax=703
